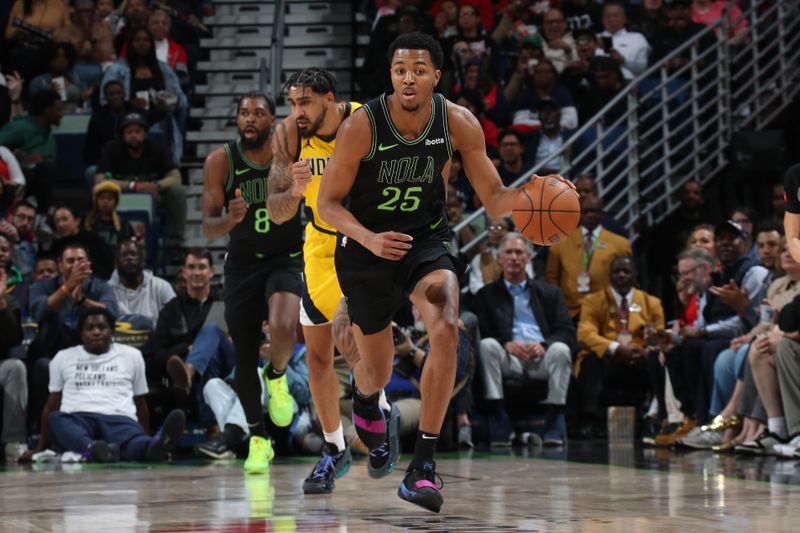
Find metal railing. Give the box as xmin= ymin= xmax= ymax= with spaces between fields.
xmin=262 ymin=0 xmax=286 ymax=102
xmin=454 ymin=0 xmax=800 ymax=254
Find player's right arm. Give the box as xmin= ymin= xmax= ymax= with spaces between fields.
xmin=317 ymin=110 xmax=412 ymax=261
xmin=266 ymin=117 xmax=308 ymax=224
xmin=201 ymin=147 xmax=246 ymax=240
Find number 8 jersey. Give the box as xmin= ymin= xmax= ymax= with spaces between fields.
xmin=223 ymin=137 xmax=303 ymax=260
xmin=350 ymin=92 xmax=452 ymax=234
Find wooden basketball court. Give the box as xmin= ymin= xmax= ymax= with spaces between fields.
xmin=2 ymin=444 xmax=798 ymax=531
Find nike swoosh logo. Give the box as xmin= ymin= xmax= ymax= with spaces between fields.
xmin=421 ymin=434 xmax=437 ymax=440
xmin=429 ymin=217 xmax=443 ymax=230
xmin=378 ymin=143 xmax=399 ymax=152
xmin=289 ymin=251 xmax=302 ymax=258
xmin=235 ymin=168 xmax=250 ymax=176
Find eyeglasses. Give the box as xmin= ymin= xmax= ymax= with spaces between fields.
xmin=677 ymin=264 xmax=704 ymax=278
xmin=488 ymin=224 xmax=508 ymax=231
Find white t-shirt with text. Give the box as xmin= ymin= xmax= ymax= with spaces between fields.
xmin=49 ymin=343 xmax=148 ymax=421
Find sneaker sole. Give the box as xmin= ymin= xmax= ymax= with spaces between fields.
xmin=368 ymin=404 xmax=400 ymax=479
xmin=397 ymin=482 xmax=443 ymax=513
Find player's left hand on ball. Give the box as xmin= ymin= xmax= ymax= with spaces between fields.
xmin=365 ymin=231 xmax=413 ymax=260
xmin=229 ymin=188 xmax=249 ymax=224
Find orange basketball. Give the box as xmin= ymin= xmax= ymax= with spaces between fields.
xmin=511 ymin=175 xmax=581 ymax=246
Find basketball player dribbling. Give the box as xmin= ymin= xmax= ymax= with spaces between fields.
xmin=267 ymin=69 xmax=400 ymax=494
xmin=317 ymin=32 xmax=574 ymax=513
xmin=201 ymin=93 xmax=303 ymax=474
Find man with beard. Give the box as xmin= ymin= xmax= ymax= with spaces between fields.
xmin=95 ymin=111 xmax=186 ymax=247
xmin=267 ymin=69 xmax=398 ymax=494
xmin=201 ymin=93 xmax=303 ymax=474
xmin=108 ymin=240 xmax=175 ymax=323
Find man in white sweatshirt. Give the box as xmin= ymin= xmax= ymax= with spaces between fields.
xmin=109 ymin=240 xmax=175 ymax=323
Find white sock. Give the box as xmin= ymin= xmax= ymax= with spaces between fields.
xmin=323 ymin=423 xmax=346 ymax=453
xmin=378 ymin=389 xmax=391 ymax=412
xmin=768 ymin=417 xmax=788 ymax=439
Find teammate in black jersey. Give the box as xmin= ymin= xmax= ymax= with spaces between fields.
xmin=201 ymin=92 xmax=303 ymax=474
xmin=318 ymin=33 xmax=574 ymax=513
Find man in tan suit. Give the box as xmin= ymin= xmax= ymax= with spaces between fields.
xmin=546 ymin=195 xmax=632 ymax=319
xmin=575 ymin=255 xmax=666 ymax=437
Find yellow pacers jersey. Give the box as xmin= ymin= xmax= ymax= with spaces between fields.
xmin=300 ymin=101 xmax=361 ymax=324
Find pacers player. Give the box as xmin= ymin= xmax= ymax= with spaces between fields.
xmin=267 ymin=69 xmax=400 ymax=493
xmin=201 ymin=92 xmax=303 ymax=474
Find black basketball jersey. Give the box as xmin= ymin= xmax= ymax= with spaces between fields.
xmin=350 ymin=92 xmax=453 ymax=234
xmin=223 ymin=138 xmax=303 ymax=260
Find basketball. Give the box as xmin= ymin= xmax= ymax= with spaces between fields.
xmin=512 ymin=175 xmax=581 ymax=246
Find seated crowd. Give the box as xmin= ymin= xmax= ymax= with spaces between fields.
xmin=3 ymin=0 xmax=798 ymax=466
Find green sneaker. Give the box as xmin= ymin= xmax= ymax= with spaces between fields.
xmin=263 ymin=366 xmax=294 ymax=427
xmin=244 ymin=435 xmax=274 ymax=474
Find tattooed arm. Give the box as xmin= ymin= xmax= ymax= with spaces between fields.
xmin=267 ymin=117 xmax=307 ymax=224
xmin=332 ymin=297 xmax=361 ymax=370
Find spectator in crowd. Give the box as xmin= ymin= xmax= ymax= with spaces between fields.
xmin=502 ymin=34 xmax=545 ymax=105
xmin=691 ymin=0 xmax=748 ymax=45
xmin=561 ymin=0 xmax=602 ymax=33
xmin=475 ymin=233 xmax=577 ymax=446
xmin=573 ymin=174 xmax=628 ymax=238
xmin=447 ymin=3 xmax=496 ymax=82
xmin=628 ymin=0 xmax=668 ymax=45
xmin=455 ymin=58 xmax=510 ymax=127
xmin=730 ymin=206 xmax=759 ymax=260
xmin=0 ymin=142 xmax=26 ymax=214
xmin=0 ymin=262 xmax=27 ymax=461
xmin=541 ymin=8 xmax=577 ymax=73
xmin=0 ymin=70 xmax=25 ymax=126
xmin=600 ymin=1 xmax=650 ymax=77
xmin=0 ymin=231 xmax=27 ymax=311
xmin=491 ymin=0 xmax=542 ymax=53
xmin=149 ymin=249 xmax=233 ymax=427
xmin=5 ymin=201 xmax=37 ymax=278
xmin=109 ymin=240 xmax=175 ymax=323
xmin=646 ymin=180 xmax=716 ymax=314
xmin=773 ymin=301 xmax=800 ymax=457
xmin=574 ymin=56 xmax=627 ymax=125
xmin=20 ymin=307 xmax=185 ymax=463
xmin=53 ymin=0 xmax=114 ymax=85
xmin=455 ymin=88 xmax=500 ymax=148
xmin=687 ymin=223 xmax=716 ymax=257
xmin=113 ymin=0 xmax=151 ymax=53
xmin=468 ymin=216 xmax=534 ymax=296
xmin=445 ymin=184 xmax=480 ymax=262
xmin=0 ymin=90 xmax=63 ymax=212
xmin=432 ymin=0 xmax=458 ymax=40
xmin=84 ymin=181 xmax=136 ymax=251
xmin=755 ymin=222 xmax=784 ymax=278
xmin=146 ymin=9 xmax=190 ymax=87
xmin=4 ymin=0 xmax=71 ymax=79
xmin=769 ymin=182 xmax=784 ymax=225
xmin=27 ymin=242 xmax=118 ymax=429
xmin=679 ymin=242 xmax=800 ymax=450
xmin=496 ymin=129 xmax=528 ymax=186
xmin=95 ymin=111 xmax=186 ymax=248
xmin=512 ymin=57 xmax=578 ymax=132
xmin=650 ymin=0 xmax=715 ymax=74
xmin=562 ymin=28 xmax=600 ymax=91
xmin=50 ymin=205 xmax=115 ymax=280
xmin=576 ymin=255 xmax=666 ymax=437
xmin=546 ymin=195 xmax=633 ymax=319
xmin=95 ymin=0 xmax=121 ymax=29
xmin=102 ymin=26 xmax=188 ymax=163
xmin=83 ymin=80 xmax=135 ymax=167
xmin=526 ymin=100 xmax=570 ymax=173
xmin=29 ymin=41 xmax=93 ymax=113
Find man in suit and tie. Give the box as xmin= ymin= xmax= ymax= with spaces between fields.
xmin=546 ymin=195 xmax=632 ymax=320
xmin=576 ymin=255 xmax=666 ymax=434
xmin=475 ymin=233 xmax=577 ymax=447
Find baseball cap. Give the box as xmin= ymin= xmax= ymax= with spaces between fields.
xmin=117 ymin=111 xmax=149 ymax=132
xmin=714 ymin=220 xmax=748 ymax=239
xmin=522 ymin=33 xmax=544 ymax=49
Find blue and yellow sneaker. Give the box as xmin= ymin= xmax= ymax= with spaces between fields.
xmin=302 ymin=442 xmax=352 ymax=494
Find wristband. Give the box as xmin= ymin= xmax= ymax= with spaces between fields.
xmin=60 ymin=284 xmax=71 ymax=297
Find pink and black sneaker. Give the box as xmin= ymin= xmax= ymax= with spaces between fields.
xmin=397 ymin=460 xmax=443 ymax=513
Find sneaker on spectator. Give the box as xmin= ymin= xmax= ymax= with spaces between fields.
xmin=488 ymin=412 xmax=514 ymax=447
xmin=773 ymin=434 xmax=800 ymax=459
xmin=542 ymin=414 xmax=566 ymax=447
xmin=655 ymin=418 xmax=696 ymax=447
xmin=196 ymin=433 xmax=236 ymax=460
xmin=677 ymin=427 xmax=724 ymax=449
xmin=641 ymin=417 xmax=662 ymax=446
xmin=734 ymin=430 xmax=787 ymax=456
xmin=457 ymin=424 xmax=474 ymax=449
